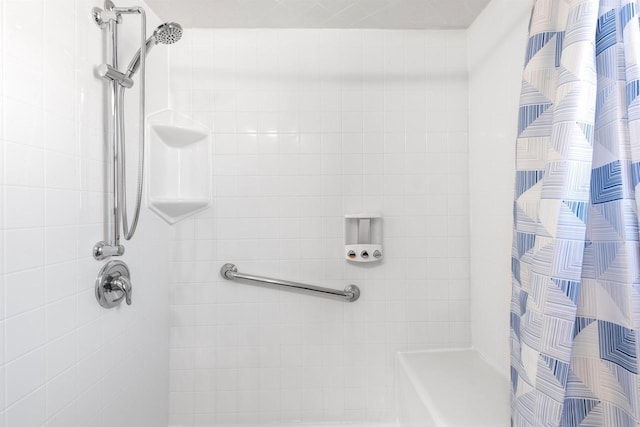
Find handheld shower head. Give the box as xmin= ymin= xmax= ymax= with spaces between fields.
xmin=154 ymin=22 xmax=182 ymax=45
xmin=126 ymin=22 xmax=183 ymax=77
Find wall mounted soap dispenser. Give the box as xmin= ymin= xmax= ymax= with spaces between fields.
xmin=345 ymin=214 xmax=382 ymax=263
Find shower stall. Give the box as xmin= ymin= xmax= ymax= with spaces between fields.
xmin=0 ymin=0 xmax=532 ymax=426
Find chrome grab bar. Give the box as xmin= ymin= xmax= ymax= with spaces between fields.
xmin=220 ymin=263 xmax=360 ymax=302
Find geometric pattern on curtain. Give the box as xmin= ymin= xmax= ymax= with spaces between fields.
xmin=511 ymin=0 xmax=640 ymax=426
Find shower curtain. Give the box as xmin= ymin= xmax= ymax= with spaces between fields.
xmin=511 ymin=0 xmax=640 ymax=426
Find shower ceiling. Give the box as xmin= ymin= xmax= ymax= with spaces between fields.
xmin=144 ymin=0 xmax=492 ymax=29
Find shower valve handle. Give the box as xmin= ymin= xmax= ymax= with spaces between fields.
xmin=112 ymin=276 xmax=132 ymax=305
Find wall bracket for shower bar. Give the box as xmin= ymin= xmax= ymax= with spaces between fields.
xmin=92 ymin=1 xmax=121 ymax=28
xmin=92 ymin=0 xmax=146 ymax=27
xmin=94 ymin=241 xmax=125 ymax=260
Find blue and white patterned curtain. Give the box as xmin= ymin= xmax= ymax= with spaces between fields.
xmin=511 ymin=0 xmax=640 ymax=425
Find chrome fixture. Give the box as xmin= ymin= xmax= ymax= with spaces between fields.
xmin=126 ymin=22 xmax=183 ymax=77
xmin=220 ymin=263 xmax=361 ymax=302
xmin=97 ymin=63 xmax=134 ymax=88
xmin=92 ymin=1 xmax=183 ymax=261
xmin=95 ymin=260 xmax=132 ymax=308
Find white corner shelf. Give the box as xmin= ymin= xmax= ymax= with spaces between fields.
xmin=147 ymin=110 xmax=212 ymax=224
xmin=148 ymin=198 xmax=210 ymax=218
xmin=151 ymin=125 xmax=209 ymax=147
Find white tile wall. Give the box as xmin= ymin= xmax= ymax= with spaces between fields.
xmin=168 ymin=29 xmax=470 ymax=426
xmin=0 ymin=0 xmax=170 ymax=426
xmin=145 ymin=0 xmax=492 ymax=29
xmin=467 ymin=0 xmax=530 ymax=377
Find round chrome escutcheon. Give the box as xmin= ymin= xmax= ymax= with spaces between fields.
xmin=95 ymin=260 xmax=131 ymax=308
